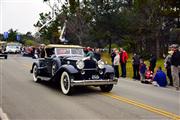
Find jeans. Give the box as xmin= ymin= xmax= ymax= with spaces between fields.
xmin=121 ymin=62 xmax=126 ymax=77
xmin=133 ymin=64 xmax=140 ymax=80
xmin=167 ymin=68 xmax=173 ymax=86
xmin=114 ymin=65 xmax=119 ymax=78
xmin=171 ymin=65 xmax=180 ymax=88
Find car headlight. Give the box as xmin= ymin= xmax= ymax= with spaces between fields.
xmin=76 ymin=60 xmax=84 ymax=69
xmin=98 ymin=60 xmax=105 ymax=69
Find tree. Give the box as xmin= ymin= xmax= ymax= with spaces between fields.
xmin=126 ymin=0 xmax=163 ymax=58
xmin=34 ymin=12 xmax=62 ymax=44
xmin=62 ymin=0 xmax=93 ymax=45
xmin=6 ymin=29 xmax=18 ymax=42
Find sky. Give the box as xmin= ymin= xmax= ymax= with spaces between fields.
xmin=0 ymin=0 xmax=52 ymax=34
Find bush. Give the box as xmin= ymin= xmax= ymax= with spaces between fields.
xmin=139 ymin=51 xmax=151 ymax=60
xmin=24 ymin=39 xmax=36 ymax=46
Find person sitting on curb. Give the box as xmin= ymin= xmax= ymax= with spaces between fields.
xmin=152 ymin=67 xmax=167 ymax=87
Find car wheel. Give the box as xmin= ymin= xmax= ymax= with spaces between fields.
xmin=100 ymin=84 xmax=113 ymax=92
xmin=60 ymin=71 xmax=72 ymax=95
xmin=32 ymin=65 xmax=40 ymax=82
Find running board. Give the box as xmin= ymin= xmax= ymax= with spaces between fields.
xmin=37 ymin=76 xmax=51 ymax=81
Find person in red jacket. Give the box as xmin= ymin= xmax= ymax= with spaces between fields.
xmin=119 ymin=48 xmax=128 ymax=77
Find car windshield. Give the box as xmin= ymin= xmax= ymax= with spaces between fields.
xmin=7 ymin=46 xmax=18 ymax=49
xmin=55 ymin=48 xmax=84 ymax=56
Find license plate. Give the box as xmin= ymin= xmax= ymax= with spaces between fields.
xmin=92 ymin=75 xmax=99 ymax=80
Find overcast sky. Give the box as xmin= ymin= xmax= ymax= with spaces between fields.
xmin=0 ymin=0 xmax=52 ymax=34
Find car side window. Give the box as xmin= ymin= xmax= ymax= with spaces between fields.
xmin=56 ymin=48 xmax=70 ymax=55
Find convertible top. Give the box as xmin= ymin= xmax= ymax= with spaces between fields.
xmin=0 ymin=41 xmax=7 ymax=44
xmin=46 ymin=44 xmax=83 ymax=49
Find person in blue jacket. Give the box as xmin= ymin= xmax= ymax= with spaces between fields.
xmin=153 ymin=67 xmax=167 ymax=87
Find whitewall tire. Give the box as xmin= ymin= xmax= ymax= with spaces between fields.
xmin=60 ymin=71 xmax=71 ymax=95
xmin=33 ymin=65 xmax=40 ymax=82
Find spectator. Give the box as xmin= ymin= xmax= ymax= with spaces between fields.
xmin=119 ymin=48 xmax=128 ymax=77
xmin=83 ymin=47 xmax=88 ymax=56
xmin=111 ymin=48 xmax=117 ymax=66
xmin=144 ymin=66 xmax=153 ymax=83
xmin=39 ymin=45 xmax=45 ymax=58
xmin=94 ymin=48 xmax=101 ymax=61
xmin=32 ymin=47 xmax=35 ymax=57
xmin=113 ymin=49 xmax=120 ymax=78
xmin=132 ymin=53 xmax=140 ymax=80
xmin=164 ymin=50 xmax=173 ymax=86
xmin=149 ymin=54 xmax=157 ymax=73
xmin=152 ymin=67 xmax=167 ymax=87
xmin=32 ymin=47 xmax=38 ymax=59
xmin=139 ymin=59 xmax=147 ymax=83
xmin=170 ymin=44 xmax=180 ymax=90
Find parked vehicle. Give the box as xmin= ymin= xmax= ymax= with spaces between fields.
xmin=6 ymin=45 xmax=21 ymax=53
xmin=22 ymin=46 xmax=33 ymax=57
xmin=5 ymin=42 xmax=22 ymax=54
xmin=0 ymin=41 xmax=8 ymax=59
xmin=30 ymin=44 xmax=118 ymax=95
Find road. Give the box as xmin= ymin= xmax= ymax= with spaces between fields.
xmin=0 ymin=55 xmax=180 ymax=120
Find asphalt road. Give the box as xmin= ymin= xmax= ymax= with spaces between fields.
xmin=0 ymin=55 xmax=179 ymax=120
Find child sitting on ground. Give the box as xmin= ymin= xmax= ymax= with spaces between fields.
xmin=144 ymin=67 xmax=153 ymax=84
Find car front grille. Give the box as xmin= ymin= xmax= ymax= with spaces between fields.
xmin=84 ymin=59 xmax=97 ymax=69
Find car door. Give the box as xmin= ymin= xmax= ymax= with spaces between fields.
xmin=44 ymin=57 xmax=53 ymax=76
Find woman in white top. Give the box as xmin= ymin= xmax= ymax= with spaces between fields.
xmin=113 ymin=50 xmax=120 ymax=78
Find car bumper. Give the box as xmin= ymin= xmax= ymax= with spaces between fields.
xmin=0 ymin=54 xmax=7 ymax=57
xmin=71 ymin=78 xmax=118 ymax=86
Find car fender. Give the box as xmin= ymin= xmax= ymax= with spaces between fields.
xmin=58 ymin=65 xmax=78 ymax=74
xmin=52 ymin=58 xmax=61 ymax=68
xmin=104 ymin=65 xmax=114 ymax=74
xmin=51 ymin=65 xmax=78 ymax=82
xmin=30 ymin=61 xmax=40 ymax=73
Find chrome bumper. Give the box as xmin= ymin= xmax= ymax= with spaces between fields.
xmin=71 ymin=78 xmax=118 ymax=86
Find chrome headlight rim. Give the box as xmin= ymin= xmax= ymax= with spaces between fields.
xmin=98 ymin=60 xmax=105 ymax=69
xmin=76 ymin=60 xmax=85 ymax=70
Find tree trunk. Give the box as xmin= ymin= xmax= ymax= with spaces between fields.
xmin=76 ymin=34 xmax=82 ymax=45
xmin=108 ymin=38 xmax=111 ymax=54
xmin=156 ymin=33 xmax=160 ymax=58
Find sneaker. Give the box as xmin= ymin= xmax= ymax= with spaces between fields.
xmin=176 ymin=87 xmax=180 ymax=91
xmin=168 ymin=84 xmax=173 ymax=86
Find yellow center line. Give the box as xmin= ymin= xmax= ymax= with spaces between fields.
xmin=102 ymin=93 xmax=180 ymax=120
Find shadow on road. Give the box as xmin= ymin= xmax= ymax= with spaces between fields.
xmin=32 ymin=80 xmax=102 ymax=96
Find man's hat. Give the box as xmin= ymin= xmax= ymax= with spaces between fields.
xmin=170 ymin=44 xmax=179 ymax=49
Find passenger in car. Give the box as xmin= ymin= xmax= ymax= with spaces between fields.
xmin=86 ymin=47 xmax=94 ymax=58
xmin=94 ymin=48 xmax=101 ymax=61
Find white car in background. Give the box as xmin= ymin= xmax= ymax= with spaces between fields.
xmin=6 ymin=45 xmax=21 ymax=54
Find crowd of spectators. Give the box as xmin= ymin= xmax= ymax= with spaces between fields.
xmin=110 ymin=44 xmax=180 ymax=90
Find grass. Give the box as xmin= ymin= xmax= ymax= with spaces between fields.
xmin=101 ymin=52 xmax=166 ymax=78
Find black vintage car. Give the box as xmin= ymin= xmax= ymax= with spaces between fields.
xmin=0 ymin=41 xmax=8 ymax=59
xmin=30 ymin=44 xmax=117 ymax=95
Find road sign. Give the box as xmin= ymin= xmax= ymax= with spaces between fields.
xmin=3 ymin=32 xmax=8 ymax=39
xmin=16 ymin=35 xmax=21 ymax=41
